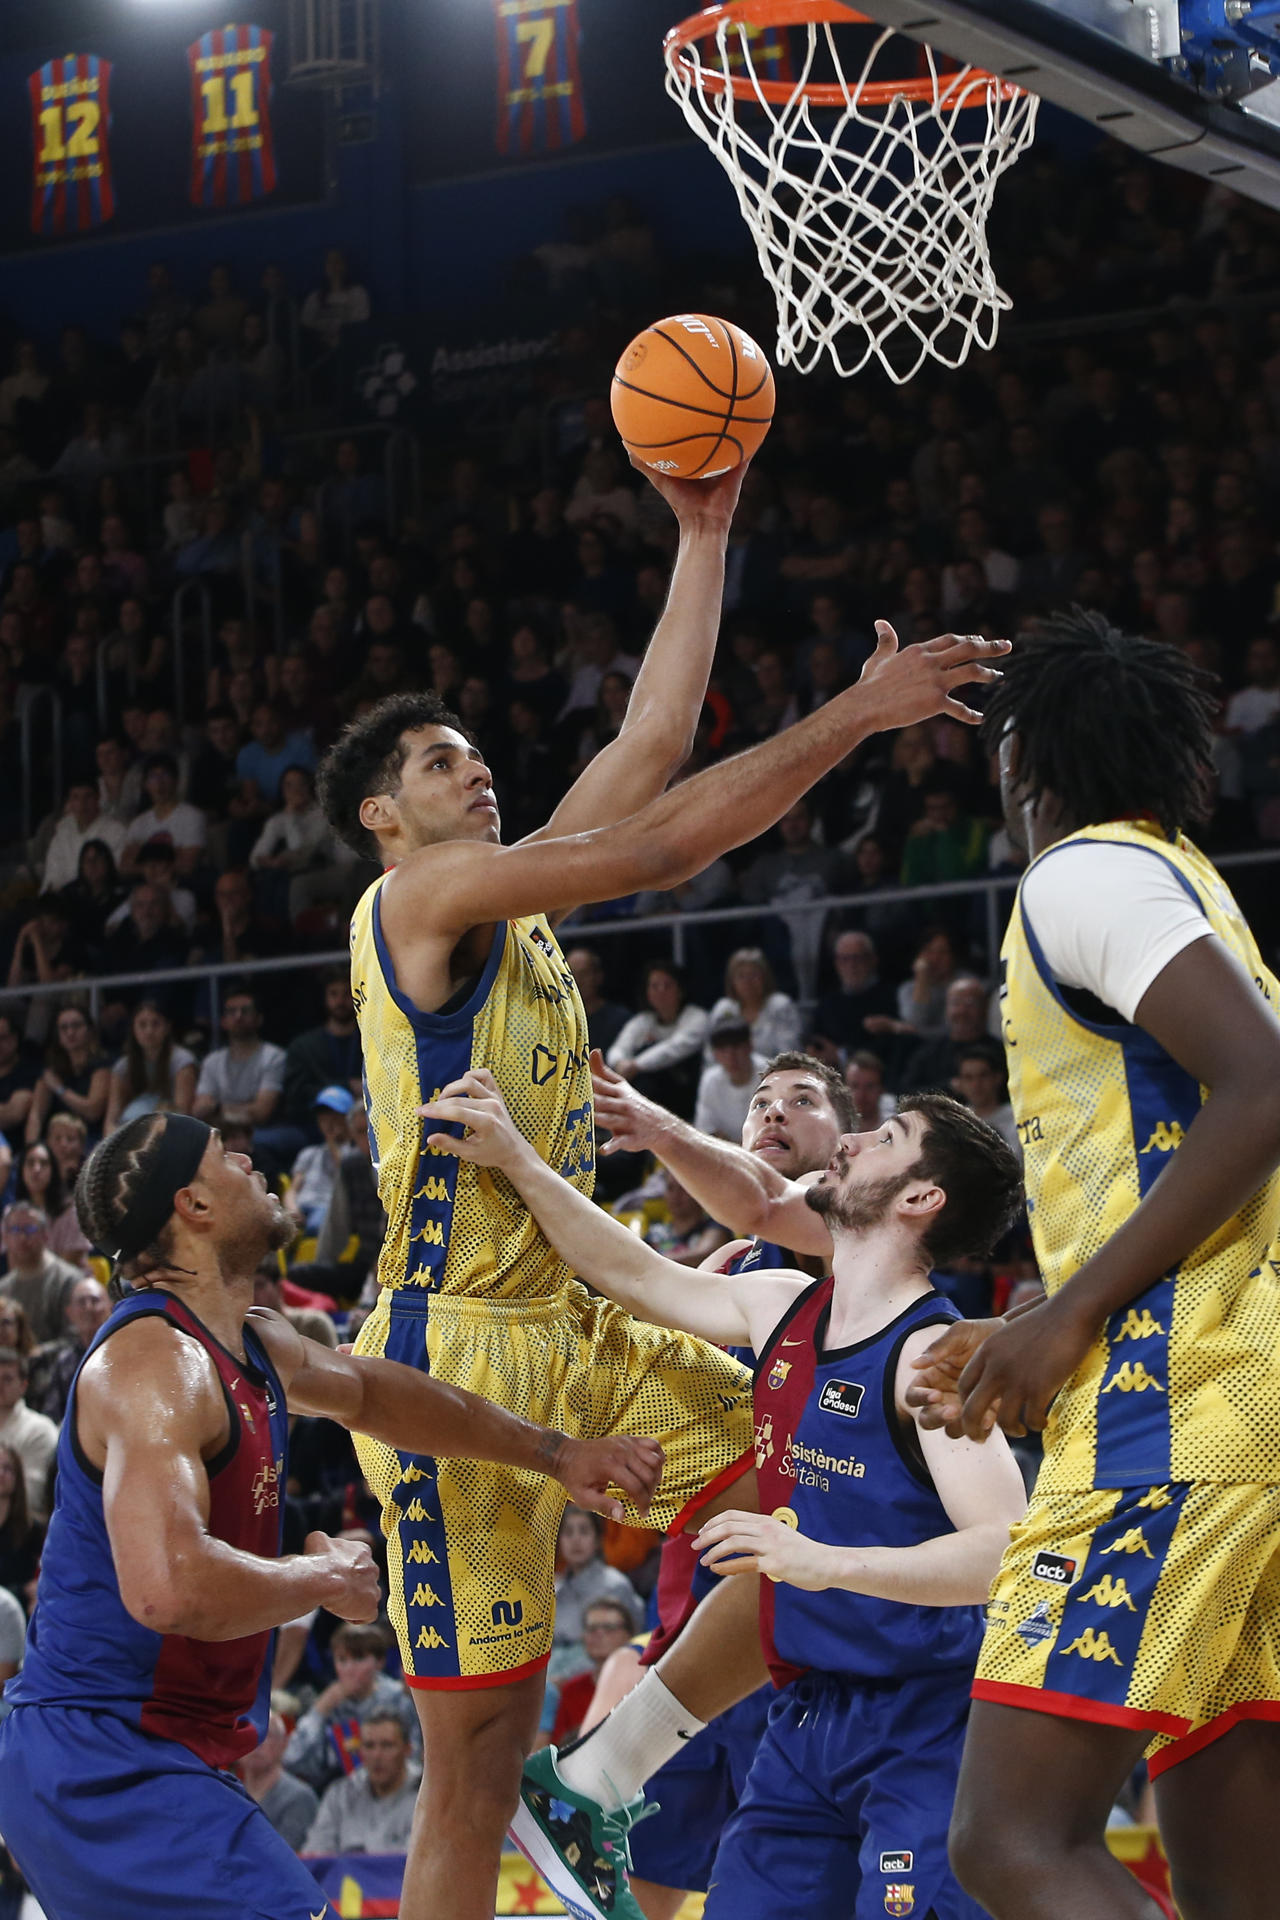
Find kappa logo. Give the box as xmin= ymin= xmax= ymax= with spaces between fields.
xmin=1139 ymin=1122 xmax=1185 ymax=1154
xmin=409 ymin=1583 xmax=444 ymax=1608
xmin=1031 ymin=1551 xmax=1077 ymax=1586
xmin=819 ymin=1379 xmax=866 ymax=1419
xmin=1063 ymin=1627 xmax=1123 ymax=1666
xmin=879 ymin=1852 xmax=914 ymax=1874
xmin=1102 ymin=1528 xmax=1155 ymax=1559
xmin=1081 ymin=1573 xmax=1137 ymax=1612
xmin=1103 ymin=1360 xmax=1164 ymax=1394
xmin=1115 ymin=1307 xmax=1165 ymax=1341
xmin=415 ymin=1625 xmax=450 ymax=1652
xmin=1138 ymin=1486 xmax=1174 ymax=1511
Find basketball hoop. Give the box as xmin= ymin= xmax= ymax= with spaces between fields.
xmin=664 ymin=0 xmax=1039 ymax=382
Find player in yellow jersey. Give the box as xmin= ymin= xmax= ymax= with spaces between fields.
xmin=908 ymin=611 xmax=1280 ymax=1920
xmin=316 ymin=457 xmax=1007 ymax=1920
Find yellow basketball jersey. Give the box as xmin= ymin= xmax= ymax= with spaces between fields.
xmin=1002 ymin=819 xmax=1280 ymax=1492
xmin=350 ymin=875 xmax=594 ymax=1300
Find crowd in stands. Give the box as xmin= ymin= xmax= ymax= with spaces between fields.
xmin=1 ymin=135 xmax=1280 ymax=1869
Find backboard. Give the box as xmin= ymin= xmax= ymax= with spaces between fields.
xmin=850 ymin=0 xmax=1280 ymax=210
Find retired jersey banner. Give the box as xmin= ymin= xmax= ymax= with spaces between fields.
xmin=306 ymin=1848 xmax=566 ymax=1914
xmin=495 ymin=0 xmax=586 ymax=157
xmin=28 ymin=54 xmax=115 ymax=237
xmin=188 ymin=23 xmax=277 ymax=207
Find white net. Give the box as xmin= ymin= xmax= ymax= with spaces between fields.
xmin=664 ymin=10 xmax=1039 ymax=382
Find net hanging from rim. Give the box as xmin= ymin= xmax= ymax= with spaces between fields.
xmin=664 ymin=0 xmax=1039 ymax=382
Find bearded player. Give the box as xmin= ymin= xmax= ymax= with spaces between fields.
xmin=316 ymin=458 xmax=1007 ymax=1920
xmin=908 ymin=611 xmax=1280 ymax=1920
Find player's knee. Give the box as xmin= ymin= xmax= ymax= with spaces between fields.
xmin=947 ymin=1804 xmax=1031 ymax=1908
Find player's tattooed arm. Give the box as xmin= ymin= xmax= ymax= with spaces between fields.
xmin=418 ymin=1068 xmax=805 ymax=1348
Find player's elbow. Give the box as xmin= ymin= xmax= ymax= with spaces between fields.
xmin=120 ymin=1566 xmax=194 ymax=1638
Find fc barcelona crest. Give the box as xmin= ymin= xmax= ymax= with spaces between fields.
xmin=767 ymin=1356 xmax=791 ymax=1391
xmin=884 ymin=1887 xmax=915 ymax=1917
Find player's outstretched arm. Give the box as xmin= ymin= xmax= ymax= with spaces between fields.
xmin=592 ymin=1049 xmax=834 ymax=1258
xmin=252 ymin=1309 xmax=663 ymax=1524
xmin=84 ymin=1317 xmax=381 ymax=1640
xmin=383 ymin=623 xmax=1009 ymax=940
xmin=418 ymin=1068 xmax=805 ymax=1348
xmin=912 ymin=935 xmax=1280 ymax=1442
xmin=529 ymin=463 xmax=747 ymax=844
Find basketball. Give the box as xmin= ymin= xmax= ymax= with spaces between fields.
xmin=610 ymin=313 xmax=775 ymax=480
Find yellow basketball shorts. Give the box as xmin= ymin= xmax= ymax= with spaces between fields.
xmin=974 ymin=1480 xmax=1280 ymax=1775
xmin=351 ymin=1283 xmax=754 ymax=1689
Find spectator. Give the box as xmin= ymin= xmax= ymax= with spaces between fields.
xmin=300 ymin=249 xmax=371 ymax=354
xmin=605 ymin=961 xmax=709 ymax=1119
xmin=238 ymin=1710 xmax=319 ymax=1853
xmin=26 ymin=1273 xmax=109 ymax=1424
xmin=281 ymin=970 xmax=362 ymax=1134
xmin=6 ymin=901 xmax=82 ymax=1042
xmin=563 ymin=948 xmax=630 ymax=1059
xmin=643 ymin=1169 xmax=730 ymax=1268
xmin=14 ymin=1142 xmax=89 ymax=1269
xmin=544 ymin=1598 xmax=635 ymax=1748
xmin=0 ymin=1581 xmax=24 ymax=1683
xmin=188 ymin=705 xmax=244 ymax=823
xmin=58 ymin=837 xmax=126 ymax=951
xmin=309 ymin=1105 xmax=386 ymax=1293
xmin=0 ymin=1014 xmax=36 ymax=1151
xmin=44 ymin=1111 xmax=87 ymax=1201
xmin=120 ymin=753 xmax=207 ymax=878
xmin=898 ymin=974 xmax=991 ymax=1094
xmin=559 ymin=611 xmax=639 ymax=718
xmin=251 ymin=1261 xmax=337 ymax=1348
xmin=811 ymin=930 xmax=898 ymax=1061
xmin=104 ymin=998 xmax=197 ymax=1132
xmin=844 ymin=1049 xmax=896 ymax=1129
xmin=1223 ymin=635 xmax=1280 ymax=735
xmin=302 ymin=1708 xmax=422 ymax=1856
xmin=189 ymin=867 xmax=287 ymax=975
xmin=888 ymin=926 xmax=958 ymax=1040
xmin=101 ymin=882 xmax=189 ymax=988
xmin=103 ymin=839 xmax=197 ymax=937
xmin=236 ymin=704 xmax=318 ymax=822
xmin=25 ymin=1008 xmax=111 ymax=1147
xmin=552 ymin=1507 xmax=641 ymax=1658
xmin=899 ymin=781 xmax=990 ymax=888
xmin=739 ymin=799 xmax=839 ymax=996
xmin=40 ymin=783 xmax=126 ymax=894
xmin=0 ymin=1304 xmax=33 ymax=1365
xmin=0 ymin=1442 xmax=43 ymax=1616
xmin=284 ymin=1088 xmax=356 ymax=1236
xmin=283 ymin=1622 xmax=417 ymax=1795
xmin=708 ymin=948 xmax=803 ymax=1062
xmin=249 ymin=765 xmax=336 ymax=918
xmin=0 ymin=1347 xmax=56 ymax=1520
xmin=954 ymin=1043 xmax=1021 ymax=1159
xmin=694 ymin=1016 xmax=769 ymax=1141
xmin=194 ymin=985 xmax=286 ymax=1137
xmin=0 ymin=1204 xmax=81 ymax=1345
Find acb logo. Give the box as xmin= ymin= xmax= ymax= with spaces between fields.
xmin=492 ymin=1598 xmax=524 ymax=1628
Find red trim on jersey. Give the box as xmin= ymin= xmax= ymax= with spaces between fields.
xmin=1146 ymin=1699 xmax=1280 ymax=1778
xmin=665 ymin=1447 xmax=754 ymax=1538
xmin=971 ymin=1678 xmax=1189 ymax=1738
xmin=404 ymin=1648 xmax=550 ymax=1691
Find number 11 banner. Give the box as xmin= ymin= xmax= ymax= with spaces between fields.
xmin=495 ymin=0 xmax=587 ymax=158
xmin=28 ymin=53 xmax=116 ymax=236
xmin=188 ymin=23 xmax=278 ymax=208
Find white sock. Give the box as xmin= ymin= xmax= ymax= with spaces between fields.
xmin=554 ymin=1670 xmax=707 ymax=1811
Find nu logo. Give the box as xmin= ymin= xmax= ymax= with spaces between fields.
xmin=1101 ymin=1528 xmax=1154 ymax=1559
xmin=407 ymin=1540 xmax=440 ymax=1565
xmin=492 ymin=1599 xmax=524 ymax=1628
xmin=410 ymin=1584 xmax=444 ymax=1608
xmin=413 ymin=1174 xmax=450 ymax=1202
xmin=1115 ymin=1309 xmax=1165 ymax=1342
xmin=1081 ymin=1574 xmax=1137 ymax=1612
xmin=1140 ymin=1122 xmax=1185 ymax=1154
xmin=415 ymin=1626 xmax=450 ymax=1652
xmin=1103 ymin=1361 xmax=1164 ymax=1395
xmin=1064 ymin=1628 xmax=1123 ymax=1666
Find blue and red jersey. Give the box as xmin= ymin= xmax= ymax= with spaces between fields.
xmin=10 ymin=1290 xmax=289 ymax=1768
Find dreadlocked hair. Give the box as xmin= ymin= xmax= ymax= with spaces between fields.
xmin=76 ymin=1113 xmax=175 ymax=1301
xmin=317 ymin=691 xmax=465 ymax=860
xmin=980 ymin=608 xmax=1219 ymax=838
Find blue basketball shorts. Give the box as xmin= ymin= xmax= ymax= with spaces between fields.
xmin=628 ymin=1685 xmax=772 ymax=1893
xmin=702 ymin=1668 xmax=983 ymax=1920
xmin=0 ymin=1705 xmax=334 ymax=1920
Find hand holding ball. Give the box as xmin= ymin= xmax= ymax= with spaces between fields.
xmin=611 ymin=313 xmax=775 ymax=480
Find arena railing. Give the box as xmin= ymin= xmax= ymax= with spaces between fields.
xmin=3 ymin=848 xmax=1277 ymax=1031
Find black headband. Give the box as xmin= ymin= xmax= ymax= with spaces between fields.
xmin=111 ymin=1114 xmax=212 ymax=1263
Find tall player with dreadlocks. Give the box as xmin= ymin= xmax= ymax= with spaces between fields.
xmin=0 ymin=1113 xmax=660 ymax=1920
xmin=907 ymin=611 xmax=1280 ymax=1920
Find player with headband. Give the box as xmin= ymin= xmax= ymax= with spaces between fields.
xmin=0 ymin=1111 xmax=660 ymax=1920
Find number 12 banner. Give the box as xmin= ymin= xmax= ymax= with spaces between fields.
xmin=28 ymin=53 xmax=116 ymax=237
xmin=188 ymin=23 xmax=278 ymax=208
xmin=495 ymin=0 xmax=587 ymax=158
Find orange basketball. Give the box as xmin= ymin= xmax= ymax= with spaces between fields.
xmin=611 ymin=313 xmax=775 ymax=480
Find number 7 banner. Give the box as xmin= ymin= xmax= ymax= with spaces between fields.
xmin=495 ymin=0 xmax=587 ymax=158
xmin=29 ymin=54 xmax=116 ymax=236
xmin=188 ymin=23 xmax=277 ymax=207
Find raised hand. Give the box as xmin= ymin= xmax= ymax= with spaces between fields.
xmin=418 ymin=1068 xmax=526 ymax=1173
xmin=629 ymin=450 xmax=750 ymax=533
xmin=905 ymin=1319 xmax=1002 ymax=1436
xmin=553 ymin=1434 xmax=665 ymax=1523
xmin=856 ymin=620 xmax=1010 ymax=729
xmin=589 ymin=1049 xmax=668 ymax=1156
